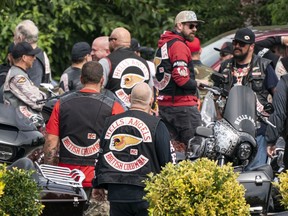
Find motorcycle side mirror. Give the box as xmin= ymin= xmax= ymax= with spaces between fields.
xmin=264 ymin=103 xmax=274 ymax=114
xmin=211 ymin=72 xmax=228 ymax=84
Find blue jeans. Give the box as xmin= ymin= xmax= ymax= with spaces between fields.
xmin=246 ymin=135 xmax=267 ymax=170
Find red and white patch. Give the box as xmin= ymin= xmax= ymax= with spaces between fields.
xmin=62 ymin=136 xmax=100 ymax=156
xmin=87 ymin=133 xmax=96 ymax=140
xmin=104 ymin=152 xmax=148 ymax=172
xmin=130 ymin=149 xmax=138 ymax=155
xmin=177 ymin=66 xmax=188 ymax=76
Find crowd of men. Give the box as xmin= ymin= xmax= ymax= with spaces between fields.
xmin=2 ymin=10 xmax=288 ymax=216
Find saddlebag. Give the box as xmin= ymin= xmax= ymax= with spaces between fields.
xmin=237 ymin=166 xmax=272 ymax=215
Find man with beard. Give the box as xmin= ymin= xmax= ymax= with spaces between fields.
xmin=217 ymin=28 xmax=278 ymax=169
xmin=153 ymin=11 xmax=204 ymax=148
xmin=99 ymin=27 xmax=152 ymax=108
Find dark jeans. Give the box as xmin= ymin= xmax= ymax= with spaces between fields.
xmin=159 ymin=105 xmax=201 ymax=145
xmin=110 ymin=201 xmax=149 ymax=216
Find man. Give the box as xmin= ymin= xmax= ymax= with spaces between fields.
xmin=154 ymin=11 xmax=204 ymax=147
xmin=91 ymin=36 xmax=111 ymax=61
xmin=214 ymin=41 xmax=234 ymax=62
xmin=186 ymin=37 xmax=216 ymax=104
xmin=43 ymin=61 xmax=125 ymax=189
xmin=59 ymin=42 xmax=92 ymax=93
xmin=99 ymin=27 xmax=151 ymax=108
xmin=3 ymin=42 xmax=46 ymax=119
xmin=217 ymin=27 xmax=278 ymax=169
xmin=266 ymin=74 xmax=288 ymax=169
xmin=254 ymin=35 xmax=288 ymax=78
xmin=92 ymin=82 xmax=175 ymax=216
xmin=14 ymin=19 xmax=51 ymax=87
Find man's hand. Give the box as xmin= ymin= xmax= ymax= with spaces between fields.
xmin=91 ymin=188 xmax=106 ymax=201
xmin=196 ymin=79 xmax=210 ymax=88
xmin=267 ymin=145 xmax=276 ymax=158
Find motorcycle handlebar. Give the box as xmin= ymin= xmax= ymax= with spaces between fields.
xmin=199 ymin=83 xmax=222 ymax=96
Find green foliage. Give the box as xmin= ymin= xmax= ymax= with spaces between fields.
xmin=0 ymin=0 xmax=287 ymax=79
xmin=273 ymin=170 xmax=288 ymax=209
xmin=144 ymin=158 xmax=250 ymax=216
xmin=0 ymin=165 xmax=44 ymax=216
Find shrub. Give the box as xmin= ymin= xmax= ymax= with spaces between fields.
xmin=144 ymin=158 xmax=250 ymax=216
xmin=0 ymin=165 xmax=44 ymax=216
xmin=273 ymin=170 xmax=288 ymax=209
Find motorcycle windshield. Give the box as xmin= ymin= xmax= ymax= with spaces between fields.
xmin=201 ymin=91 xmax=217 ymax=125
xmin=223 ymin=85 xmax=256 ymax=137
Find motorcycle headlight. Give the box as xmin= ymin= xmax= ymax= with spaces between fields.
xmin=237 ymin=142 xmax=252 ymax=160
xmin=0 ymin=144 xmax=15 ymax=161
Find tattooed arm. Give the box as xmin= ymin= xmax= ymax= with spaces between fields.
xmin=43 ymin=134 xmax=60 ymax=165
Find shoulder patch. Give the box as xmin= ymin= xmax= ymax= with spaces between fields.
xmin=17 ymin=77 xmax=27 ymax=83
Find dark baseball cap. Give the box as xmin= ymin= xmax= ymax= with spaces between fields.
xmin=12 ymin=42 xmax=41 ymax=59
xmin=71 ymin=42 xmax=91 ymax=61
xmin=234 ymin=28 xmax=255 ymax=44
xmin=214 ymin=42 xmax=233 ymax=54
xmin=131 ymin=38 xmax=141 ymax=52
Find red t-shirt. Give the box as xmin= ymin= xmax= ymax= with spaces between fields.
xmin=46 ymin=89 xmax=125 ymax=187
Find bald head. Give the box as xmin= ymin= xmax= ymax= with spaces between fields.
xmin=130 ymin=82 xmax=153 ymax=108
xmin=109 ymin=27 xmax=131 ymax=52
xmin=91 ymin=36 xmax=110 ymax=61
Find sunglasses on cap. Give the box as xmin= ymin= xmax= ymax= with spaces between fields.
xmin=232 ymin=40 xmax=248 ymax=48
xmin=182 ymin=22 xmax=199 ymax=30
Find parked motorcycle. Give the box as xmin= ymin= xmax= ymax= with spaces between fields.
xmin=0 ymin=103 xmax=45 ymax=164
xmin=8 ymin=157 xmax=89 ymax=216
xmin=187 ymin=73 xmax=285 ymax=215
xmin=0 ymin=84 xmax=89 ymax=215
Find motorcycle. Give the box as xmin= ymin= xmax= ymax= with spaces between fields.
xmin=0 ymin=83 xmax=89 ymax=215
xmin=187 ymin=73 xmax=285 ymax=215
xmin=8 ymin=157 xmax=89 ymax=216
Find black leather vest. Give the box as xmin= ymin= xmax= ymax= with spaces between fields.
xmin=219 ymin=54 xmax=271 ymax=106
xmin=105 ymin=48 xmax=150 ymax=106
xmin=154 ymin=38 xmax=195 ymax=96
xmin=59 ymin=91 xmax=116 ymax=166
xmin=96 ymin=110 xmax=161 ymax=188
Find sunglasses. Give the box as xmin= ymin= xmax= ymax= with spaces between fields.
xmin=232 ymin=40 xmax=247 ymax=48
xmin=183 ymin=23 xmax=198 ymax=30
xmin=108 ymin=37 xmax=117 ymax=42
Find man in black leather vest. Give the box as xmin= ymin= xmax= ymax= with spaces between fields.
xmin=99 ymin=27 xmax=152 ymax=108
xmin=92 ymin=82 xmax=175 ymax=216
xmin=218 ymin=28 xmax=278 ymax=170
xmin=44 ymin=61 xmax=125 ymax=189
xmin=59 ymin=42 xmax=92 ymax=93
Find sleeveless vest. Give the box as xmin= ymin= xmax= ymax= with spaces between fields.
xmin=154 ymin=38 xmax=196 ymax=96
xmin=220 ymin=54 xmax=271 ymax=106
xmin=59 ymin=91 xmax=115 ymax=166
xmin=96 ymin=110 xmax=161 ymax=187
xmin=105 ymin=48 xmax=150 ymax=107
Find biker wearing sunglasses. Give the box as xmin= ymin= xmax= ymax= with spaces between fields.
xmin=217 ymin=27 xmax=278 ymax=171
xmin=154 ymin=10 xmax=205 ymax=148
